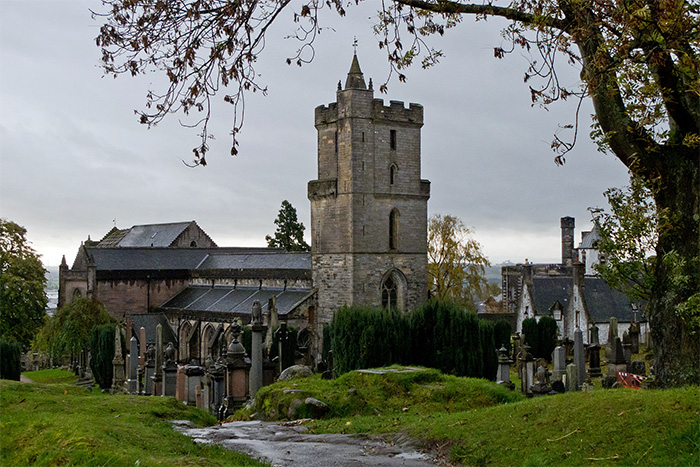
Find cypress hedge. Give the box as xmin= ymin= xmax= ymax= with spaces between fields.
xmin=494 ymin=319 xmax=512 ymax=353
xmin=0 ymin=337 xmax=21 ymax=381
xmin=89 ymin=323 xmax=116 ymax=389
xmin=521 ymin=318 xmax=539 ymax=356
xmin=537 ymin=316 xmax=558 ymax=362
xmin=329 ymin=300 xmax=502 ymax=378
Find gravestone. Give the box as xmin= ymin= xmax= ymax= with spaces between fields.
xmin=183 ymin=364 xmax=204 ymax=405
xmin=111 ymin=326 xmax=125 ymax=394
xmin=250 ymin=301 xmax=266 ymax=398
xmin=566 ymin=363 xmax=579 ymax=392
xmin=589 ymin=323 xmax=600 ymax=346
xmin=628 ymin=322 xmax=640 ymax=354
xmin=162 ymin=342 xmax=178 ymax=397
xmin=606 ymin=317 xmax=619 ymax=360
xmin=518 ymin=344 xmax=535 ymax=396
xmin=144 ymin=344 xmax=155 ymax=395
xmin=588 ymin=343 xmax=602 ymax=378
xmin=151 ymin=324 xmax=163 ymax=396
xmin=139 ymin=327 xmax=147 ymax=369
xmin=552 ymin=345 xmax=566 ymax=382
xmin=622 ymin=331 xmax=632 ymax=367
xmin=631 ymin=360 xmax=646 ymax=376
xmin=574 ymin=328 xmax=586 ymax=388
xmin=607 ymin=337 xmax=628 ymax=378
xmin=175 ymin=366 xmax=186 ymax=401
xmin=530 ymin=365 xmax=552 ymax=396
xmin=496 ymin=346 xmax=514 ymax=390
xmin=224 ymin=320 xmax=251 ymax=416
xmin=127 ymin=337 xmax=139 ymax=394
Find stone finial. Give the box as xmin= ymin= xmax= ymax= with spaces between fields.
xmin=251 ymin=300 xmax=263 ymax=324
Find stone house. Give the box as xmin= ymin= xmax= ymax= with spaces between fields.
xmin=502 ymin=217 xmax=648 ymax=346
xmin=58 ymin=53 xmax=430 ymax=362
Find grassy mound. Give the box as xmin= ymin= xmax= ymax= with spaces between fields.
xmin=0 ymin=380 xmax=266 ymax=466
xmin=309 ymin=385 xmax=700 ymax=466
xmin=236 ymin=366 xmax=523 ymax=421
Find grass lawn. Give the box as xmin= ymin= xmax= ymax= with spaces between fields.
xmin=0 ymin=380 xmax=267 ymax=466
xmin=22 ymin=369 xmax=78 ymax=385
xmin=240 ymin=366 xmax=700 ymax=466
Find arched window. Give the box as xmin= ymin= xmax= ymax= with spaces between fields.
xmin=389 ymin=164 xmax=398 ymax=185
xmin=380 ymin=269 xmax=407 ymax=311
xmin=389 ymin=209 xmax=399 ymax=250
xmin=190 ymin=240 xmax=198 ymax=247
xmin=382 ymin=276 xmax=398 ymax=310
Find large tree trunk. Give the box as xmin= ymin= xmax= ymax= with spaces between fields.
xmin=648 ymin=150 xmax=700 ymax=386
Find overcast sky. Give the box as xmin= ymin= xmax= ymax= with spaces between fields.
xmin=0 ymin=0 xmax=631 ymax=267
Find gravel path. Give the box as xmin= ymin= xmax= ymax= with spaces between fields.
xmin=173 ymin=420 xmax=445 ymax=467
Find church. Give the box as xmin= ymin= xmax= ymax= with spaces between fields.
xmin=58 ymin=53 xmax=431 ymax=363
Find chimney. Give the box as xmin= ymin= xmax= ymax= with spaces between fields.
xmin=561 ymin=217 xmax=575 ymax=266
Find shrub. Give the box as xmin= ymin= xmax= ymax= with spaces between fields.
xmin=0 ymin=337 xmax=21 ymax=380
xmin=521 ymin=318 xmax=539 ymax=356
xmin=537 ymin=316 xmax=558 ymax=361
xmin=89 ymin=323 xmax=116 ymax=389
xmin=479 ymin=320 xmax=497 ymax=381
xmin=494 ymin=319 xmax=512 ymax=353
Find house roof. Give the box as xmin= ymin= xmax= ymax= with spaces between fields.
xmin=530 ymin=276 xmax=572 ymax=316
xmin=578 ymin=227 xmax=601 ymax=249
xmin=159 ymin=285 xmax=313 ymax=316
xmin=583 ymin=277 xmax=644 ymax=323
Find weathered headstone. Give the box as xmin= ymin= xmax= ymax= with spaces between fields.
xmin=607 ymin=337 xmax=628 ymax=377
xmin=574 ymin=328 xmax=586 ymax=388
xmin=622 ymin=331 xmax=632 ymax=367
xmin=250 ymin=301 xmax=266 ymax=398
xmin=566 ymin=363 xmax=579 ymax=392
xmin=589 ymin=323 xmax=600 ymax=346
xmin=552 ymin=345 xmax=566 ymax=382
xmin=518 ymin=344 xmax=535 ymax=396
xmin=175 ymin=366 xmax=186 ymax=401
xmin=496 ymin=346 xmax=514 ymax=390
xmin=276 ymin=322 xmax=293 ymax=373
xmin=588 ymin=343 xmax=602 ymax=378
xmin=628 ymin=322 xmax=640 ymax=354
xmin=144 ymin=343 xmax=155 ymax=395
xmin=128 ymin=337 xmax=139 ymax=394
xmin=111 ymin=327 xmax=125 ymax=394
xmin=139 ymin=327 xmax=147 ymax=369
xmin=151 ymin=324 xmax=163 ymax=396
xmin=530 ymin=365 xmax=552 ymax=396
xmin=183 ymin=364 xmax=204 ymax=405
xmin=223 ymin=320 xmax=251 ymax=417
xmin=162 ymin=342 xmax=178 ymax=397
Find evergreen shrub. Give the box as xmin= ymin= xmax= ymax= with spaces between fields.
xmin=0 ymin=337 xmax=21 ymax=381
xmin=521 ymin=318 xmax=539 ymax=356
xmin=479 ymin=320 xmax=497 ymax=381
xmin=494 ymin=319 xmax=512 ymax=353
xmin=537 ymin=316 xmax=558 ymax=361
xmin=89 ymin=323 xmax=116 ymax=389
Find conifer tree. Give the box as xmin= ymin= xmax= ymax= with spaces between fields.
xmin=266 ymin=200 xmax=310 ymax=252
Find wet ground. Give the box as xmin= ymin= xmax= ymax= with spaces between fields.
xmin=173 ymin=419 xmax=444 ymax=466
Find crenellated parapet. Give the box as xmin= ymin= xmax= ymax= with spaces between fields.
xmin=314 ymin=99 xmax=423 ymax=126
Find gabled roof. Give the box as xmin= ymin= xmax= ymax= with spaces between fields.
xmin=578 ymin=226 xmax=601 ymax=249
xmin=159 ymin=285 xmax=314 ymax=316
xmin=197 ymin=252 xmax=311 ymax=271
xmin=107 ymin=222 xmax=193 ymax=248
xmin=530 ymin=276 xmax=572 ymax=316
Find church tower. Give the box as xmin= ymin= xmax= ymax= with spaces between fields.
xmin=308 ymin=52 xmax=430 ymax=327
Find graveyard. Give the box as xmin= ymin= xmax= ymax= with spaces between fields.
xmin=1 ymin=364 xmax=697 ymax=466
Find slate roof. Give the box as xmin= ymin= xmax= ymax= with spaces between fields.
xmin=84 ymin=247 xmax=299 ymax=272
xmin=583 ymin=277 xmax=644 ymax=323
xmin=98 ymin=227 xmax=130 ymax=247
xmin=197 ymin=252 xmax=311 ymax=271
xmin=578 ymin=227 xmax=601 ymax=249
xmin=530 ymin=277 xmax=572 ymax=316
xmin=128 ymin=313 xmax=178 ymax=345
xmin=115 ymin=222 xmax=193 ymax=247
xmin=159 ymin=285 xmax=313 ymax=316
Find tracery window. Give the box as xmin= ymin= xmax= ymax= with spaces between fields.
xmin=382 ymin=276 xmax=398 ymax=310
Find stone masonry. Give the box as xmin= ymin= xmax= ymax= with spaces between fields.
xmin=309 ymin=53 xmax=430 ymax=331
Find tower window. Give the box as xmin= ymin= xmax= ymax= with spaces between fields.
xmin=334 ymin=130 xmax=338 ymax=153
xmin=389 ymin=209 xmax=399 ymax=250
xmin=390 ymin=130 xmax=396 ymax=150
xmin=390 ymin=164 xmax=397 ymax=185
